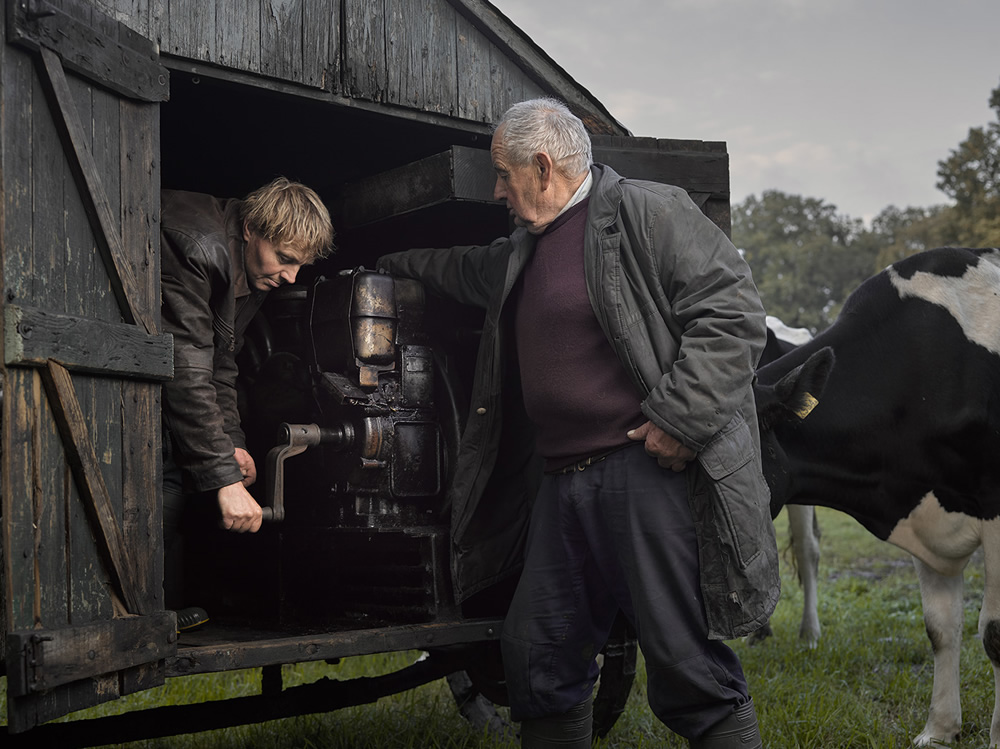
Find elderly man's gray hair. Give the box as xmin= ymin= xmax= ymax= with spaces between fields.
xmin=496 ymin=98 xmax=593 ymax=178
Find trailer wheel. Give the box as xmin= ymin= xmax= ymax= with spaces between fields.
xmin=448 ymin=613 xmax=637 ymax=740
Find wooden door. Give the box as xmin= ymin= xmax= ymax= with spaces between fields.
xmin=1 ymin=0 xmax=174 ymax=732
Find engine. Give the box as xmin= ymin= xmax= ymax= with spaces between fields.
xmin=236 ymin=268 xmax=464 ymax=626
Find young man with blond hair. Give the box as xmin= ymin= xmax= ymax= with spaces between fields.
xmin=160 ymin=177 xmax=334 ymax=623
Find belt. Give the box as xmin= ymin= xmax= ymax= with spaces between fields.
xmin=548 ymin=448 xmax=621 ymax=475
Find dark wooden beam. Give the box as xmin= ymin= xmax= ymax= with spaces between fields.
xmin=339 ymin=146 xmax=499 ymax=228
xmin=5 ymin=613 xmax=175 ymax=697
xmin=338 ymin=140 xmax=730 ymax=229
xmin=167 ymin=618 xmax=503 ymax=676
xmin=5 ymin=304 xmax=173 ymax=381
xmin=7 ymin=0 xmax=169 ymax=102
xmin=39 ymin=361 xmax=144 ymax=616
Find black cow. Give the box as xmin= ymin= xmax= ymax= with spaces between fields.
xmin=748 ymin=317 xmax=823 ymax=648
xmin=754 ymin=246 xmax=1000 ymax=747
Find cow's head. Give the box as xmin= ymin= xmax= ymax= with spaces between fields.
xmin=754 ymin=346 xmax=835 ymax=517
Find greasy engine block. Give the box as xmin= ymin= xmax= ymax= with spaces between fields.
xmin=231 ymin=268 xmax=464 ymax=626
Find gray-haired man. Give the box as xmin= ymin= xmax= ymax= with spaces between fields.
xmin=379 ymin=98 xmax=777 ymax=748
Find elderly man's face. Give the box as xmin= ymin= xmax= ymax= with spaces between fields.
xmin=491 ymin=127 xmax=550 ymax=234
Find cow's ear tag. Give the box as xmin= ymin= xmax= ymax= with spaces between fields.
xmin=794 ymin=392 xmax=819 ymax=419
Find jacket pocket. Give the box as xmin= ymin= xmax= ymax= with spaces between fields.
xmin=695 ymin=411 xmax=770 ymax=570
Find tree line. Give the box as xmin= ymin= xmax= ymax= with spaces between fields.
xmin=734 ymin=79 xmax=1000 ymax=333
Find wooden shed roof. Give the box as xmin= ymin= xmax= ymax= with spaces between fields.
xmin=99 ymin=0 xmax=630 ymax=136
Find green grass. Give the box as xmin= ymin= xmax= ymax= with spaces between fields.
xmin=3 ymin=507 xmax=994 ymax=747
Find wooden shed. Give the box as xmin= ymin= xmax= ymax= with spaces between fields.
xmin=0 ymin=0 xmax=731 ymax=738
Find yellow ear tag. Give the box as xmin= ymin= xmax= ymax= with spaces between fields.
xmin=794 ymin=392 xmax=819 ymax=420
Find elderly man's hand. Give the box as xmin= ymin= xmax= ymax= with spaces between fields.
xmin=234 ymin=447 xmax=257 ymax=487
xmin=216 ymin=482 xmax=263 ymax=533
xmin=628 ymin=421 xmax=697 ymax=472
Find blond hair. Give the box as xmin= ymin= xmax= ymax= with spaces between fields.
xmin=240 ymin=177 xmax=335 ymax=262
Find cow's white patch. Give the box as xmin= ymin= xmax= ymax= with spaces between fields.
xmin=886 ymin=492 xmax=982 ymax=576
xmin=766 ymin=315 xmax=813 ymax=345
xmin=888 ymin=249 xmax=1000 ymax=356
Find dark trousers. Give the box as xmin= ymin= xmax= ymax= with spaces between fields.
xmin=500 ymin=443 xmax=748 ymax=738
xmin=161 ymin=447 xmax=215 ymax=610
xmin=162 ymin=450 xmax=188 ymax=610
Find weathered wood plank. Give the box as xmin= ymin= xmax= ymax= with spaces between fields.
xmin=23 ymin=12 xmax=74 ymax=639
xmin=343 ymin=0 xmax=387 ymax=101
xmin=7 ymin=0 xmax=168 ymax=102
xmin=261 ymin=0 xmax=303 ymax=81
xmin=36 ymin=46 xmax=157 ymax=334
xmin=217 ymin=0 xmax=261 ymax=73
xmin=119 ymin=378 xmax=166 ymax=695
xmin=152 ymin=0 xmax=170 ymax=53
xmin=387 ymin=0 xmax=421 ymax=109
xmin=488 ymin=44 xmax=526 ymax=118
xmin=34 ymin=374 xmax=71 ymax=630
xmin=303 ymin=0 xmax=337 ymax=90
xmin=85 ymin=42 xmax=122 ymax=322
xmin=120 ymin=94 xmax=166 ymax=659
xmin=59 ymin=31 xmax=112 ymax=628
xmin=386 ymin=0 xmax=457 ymax=114
xmin=6 ymin=614 xmax=175 ymax=696
xmin=94 ymin=0 xmax=153 ymax=39
xmin=6 ymin=675 xmax=120 ymax=734
xmin=450 ymin=0 xmax=626 ymax=135
xmin=3 ymin=371 xmax=41 ymax=636
xmin=424 ymin=0 xmax=457 ymax=115
xmin=456 ymin=12 xmax=491 ymax=123
xmin=1 ymin=24 xmax=37 ymax=658
xmin=40 ymin=361 xmax=144 ymax=616
xmin=4 ymin=304 xmax=173 ymax=380
xmin=164 ymin=0 xmax=217 ymax=61
xmin=31 ymin=46 xmax=68 ymax=314
xmin=82 ymin=12 xmax=126 ymax=625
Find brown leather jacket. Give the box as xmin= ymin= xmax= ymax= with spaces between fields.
xmin=160 ymin=190 xmax=267 ymax=493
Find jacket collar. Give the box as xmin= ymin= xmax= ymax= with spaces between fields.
xmin=587 ymin=163 xmax=626 ymax=230
xmin=223 ymin=199 xmax=252 ymax=299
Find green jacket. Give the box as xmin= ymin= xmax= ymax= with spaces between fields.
xmin=378 ymin=163 xmax=779 ymax=639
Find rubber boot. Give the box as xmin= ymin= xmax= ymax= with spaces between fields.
xmin=689 ymin=697 xmax=762 ymax=749
xmin=520 ymin=695 xmax=593 ymax=749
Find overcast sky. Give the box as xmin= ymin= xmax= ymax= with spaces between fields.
xmin=491 ymin=0 xmax=1000 ymax=224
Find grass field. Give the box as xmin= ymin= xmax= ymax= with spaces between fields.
xmin=2 ymin=506 xmax=994 ymax=748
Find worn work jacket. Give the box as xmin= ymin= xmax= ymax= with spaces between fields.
xmin=161 ymin=190 xmax=268 ymax=493
xmin=378 ymin=164 xmax=780 ymax=639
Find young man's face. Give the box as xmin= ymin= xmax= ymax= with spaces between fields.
xmin=243 ymin=226 xmax=308 ymax=291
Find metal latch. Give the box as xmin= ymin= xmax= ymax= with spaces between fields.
xmin=11 ymin=632 xmax=54 ymax=696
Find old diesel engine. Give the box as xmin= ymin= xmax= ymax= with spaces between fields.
xmin=235 ymin=268 xmax=465 ymax=627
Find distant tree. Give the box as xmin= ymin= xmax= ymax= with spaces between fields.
xmin=733 ymin=191 xmax=880 ymax=332
xmin=935 ymin=79 xmax=1000 ymax=246
xmin=870 ymin=204 xmax=951 ymax=269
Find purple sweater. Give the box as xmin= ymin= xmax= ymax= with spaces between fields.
xmin=514 ymin=199 xmax=646 ymax=471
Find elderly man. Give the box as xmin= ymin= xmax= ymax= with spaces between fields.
xmin=378 ymin=99 xmax=777 ymax=748
xmin=160 ymin=177 xmax=334 ymax=624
